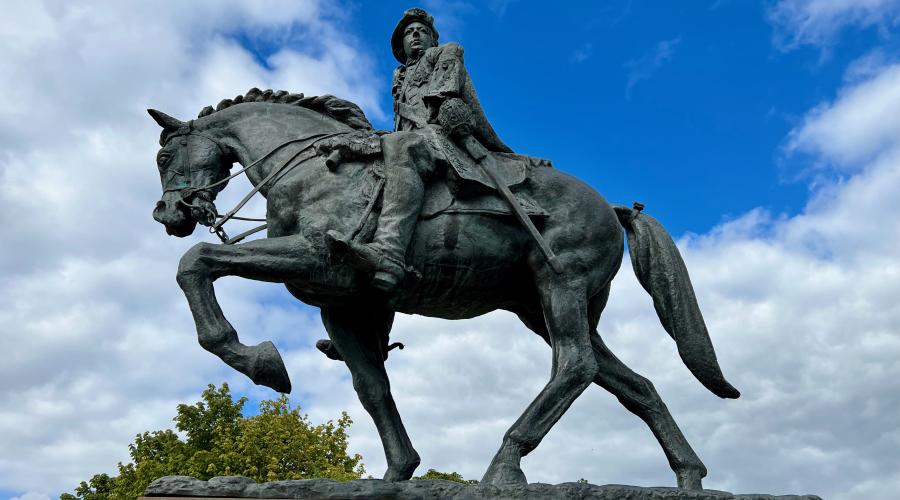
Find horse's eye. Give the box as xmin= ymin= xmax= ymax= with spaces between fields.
xmin=157 ymin=152 xmax=171 ymax=167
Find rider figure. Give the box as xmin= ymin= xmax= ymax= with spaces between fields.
xmin=332 ymin=7 xmax=512 ymax=291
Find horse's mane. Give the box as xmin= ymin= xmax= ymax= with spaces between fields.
xmin=197 ymin=88 xmax=373 ymax=130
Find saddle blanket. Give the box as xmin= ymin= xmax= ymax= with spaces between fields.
xmin=420 ymin=151 xmax=551 ymax=219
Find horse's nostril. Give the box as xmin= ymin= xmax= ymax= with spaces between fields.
xmin=155 ymin=200 xmax=166 ymax=211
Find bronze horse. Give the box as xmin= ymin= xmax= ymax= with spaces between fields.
xmin=148 ymin=90 xmax=739 ymax=489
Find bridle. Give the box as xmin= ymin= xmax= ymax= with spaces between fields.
xmin=161 ymin=121 xmax=227 ymax=228
xmin=160 ymin=120 xmax=343 ymax=244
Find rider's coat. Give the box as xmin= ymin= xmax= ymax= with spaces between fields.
xmin=392 ymin=42 xmax=510 ymax=153
xmin=392 ymin=42 xmax=515 ymax=189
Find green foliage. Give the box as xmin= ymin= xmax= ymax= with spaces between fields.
xmin=413 ymin=468 xmax=479 ymax=484
xmin=59 ymin=474 xmax=114 ymax=500
xmin=61 ymin=383 xmax=365 ymax=500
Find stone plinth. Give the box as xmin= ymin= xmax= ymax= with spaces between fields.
xmin=143 ymin=475 xmax=822 ymax=500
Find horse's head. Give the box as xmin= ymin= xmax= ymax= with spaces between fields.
xmin=148 ymin=109 xmax=230 ymax=237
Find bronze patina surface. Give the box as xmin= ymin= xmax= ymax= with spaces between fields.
xmin=147 ymin=7 xmax=744 ymax=493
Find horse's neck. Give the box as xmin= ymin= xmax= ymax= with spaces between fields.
xmin=205 ymin=104 xmax=374 ymax=239
xmin=214 ymin=105 xmax=348 ymax=191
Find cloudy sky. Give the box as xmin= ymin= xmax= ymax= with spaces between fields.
xmin=2 ymin=1 xmax=900 ymax=499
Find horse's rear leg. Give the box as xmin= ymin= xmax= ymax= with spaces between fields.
xmin=591 ymin=333 xmax=706 ymax=489
xmin=516 ymin=287 xmax=707 ymax=490
xmin=482 ymin=282 xmax=599 ymax=487
xmin=321 ymin=305 xmax=420 ymax=481
xmin=176 ymin=237 xmax=323 ymax=393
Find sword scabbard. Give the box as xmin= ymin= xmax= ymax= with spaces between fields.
xmin=458 ymin=135 xmax=564 ymax=274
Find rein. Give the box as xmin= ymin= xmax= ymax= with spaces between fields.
xmin=164 ymin=121 xmax=344 ymax=244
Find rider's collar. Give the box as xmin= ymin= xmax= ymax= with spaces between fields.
xmin=404 ymin=53 xmax=423 ymax=66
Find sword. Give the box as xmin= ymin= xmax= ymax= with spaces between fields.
xmin=457 ymin=134 xmax=563 ymax=274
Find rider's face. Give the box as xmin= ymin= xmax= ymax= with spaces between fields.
xmin=402 ymin=21 xmax=434 ymax=61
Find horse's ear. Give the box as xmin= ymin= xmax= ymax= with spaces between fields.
xmin=147 ymin=109 xmax=185 ymax=130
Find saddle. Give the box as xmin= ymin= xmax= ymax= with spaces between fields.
xmin=317 ymin=131 xmax=551 ymax=222
xmin=420 ymin=161 xmax=548 ymax=219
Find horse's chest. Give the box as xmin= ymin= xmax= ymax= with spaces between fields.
xmin=266 ymin=161 xmax=373 ymax=235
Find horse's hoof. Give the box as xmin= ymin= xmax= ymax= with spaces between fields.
xmin=481 ymin=462 xmax=527 ymax=488
xmin=383 ymin=454 xmax=420 ymax=482
xmin=315 ymin=339 xmax=344 ymax=361
xmin=250 ymin=341 xmax=292 ymax=393
xmin=676 ymin=467 xmax=704 ymax=490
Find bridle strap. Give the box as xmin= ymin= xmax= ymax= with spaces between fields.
xmin=161 ymin=122 xmax=345 ymax=243
xmin=210 ymin=133 xmax=337 ymax=233
xmin=189 ymin=134 xmax=330 ymax=194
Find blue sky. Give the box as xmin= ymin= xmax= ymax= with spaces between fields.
xmin=231 ymin=0 xmax=879 ymax=234
xmin=2 ymin=1 xmax=900 ymax=499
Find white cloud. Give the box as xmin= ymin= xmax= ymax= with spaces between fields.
xmin=2 ymin=2 xmax=900 ymax=500
xmin=485 ymin=0 xmax=519 ymax=18
xmin=570 ymin=43 xmax=594 ymax=64
xmin=624 ymin=37 xmax=681 ymax=99
xmin=10 ymin=493 xmax=51 ymax=500
xmin=0 ymin=0 xmax=382 ymax=497
xmin=842 ymin=48 xmax=897 ymax=83
xmin=785 ymin=63 xmax=900 ymax=168
xmin=769 ymin=0 xmax=900 ymax=50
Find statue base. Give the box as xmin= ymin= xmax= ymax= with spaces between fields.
xmin=143 ymin=475 xmax=822 ymax=500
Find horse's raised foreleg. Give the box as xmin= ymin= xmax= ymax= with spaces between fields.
xmin=176 ymin=237 xmax=325 ymax=393
xmin=482 ymin=282 xmax=599 ymax=487
xmin=321 ymin=305 xmax=420 ymax=481
xmin=515 ymin=287 xmax=707 ymax=490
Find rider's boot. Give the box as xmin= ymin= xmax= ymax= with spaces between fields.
xmin=330 ymin=163 xmax=425 ymax=291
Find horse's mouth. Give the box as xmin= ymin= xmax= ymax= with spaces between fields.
xmin=162 ymin=219 xmax=198 ymax=237
xmin=153 ymin=194 xmax=198 ymax=237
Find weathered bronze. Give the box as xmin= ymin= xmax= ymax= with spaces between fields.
xmin=147 ymin=8 xmax=739 ymax=490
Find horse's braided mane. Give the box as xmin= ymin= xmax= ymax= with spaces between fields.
xmin=198 ymin=88 xmax=373 ymax=130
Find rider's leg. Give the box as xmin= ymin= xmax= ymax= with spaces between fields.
xmin=334 ymin=131 xmax=433 ymax=291
xmin=370 ymin=131 xmax=429 ymax=289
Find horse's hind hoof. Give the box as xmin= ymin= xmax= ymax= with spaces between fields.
xmin=249 ymin=341 xmax=292 ymax=393
xmin=383 ymin=454 xmax=420 ymax=482
xmin=481 ymin=462 xmax=527 ymax=488
xmin=676 ymin=467 xmax=704 ymax=490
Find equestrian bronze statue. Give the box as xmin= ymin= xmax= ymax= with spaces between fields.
xmin=148 ymin=8 xmax=739 ymax=490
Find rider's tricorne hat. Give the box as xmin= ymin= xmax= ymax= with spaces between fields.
xmin=391 ymin=7 xmax=439 ymax=64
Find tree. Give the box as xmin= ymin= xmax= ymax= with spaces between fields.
xmin=61 ymin=383 xmax=365 ymax=500
xmin=413 ymin=468 xmax=479 ymax=485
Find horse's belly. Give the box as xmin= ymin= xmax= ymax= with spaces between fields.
xmin=395 ymin=214 xmax=531 ymax=317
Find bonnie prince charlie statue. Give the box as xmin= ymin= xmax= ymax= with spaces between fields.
xmin=144 ymin=4 xmax=757 ymax=494
xmin=328 ymin=7 xmax=514 ymax=291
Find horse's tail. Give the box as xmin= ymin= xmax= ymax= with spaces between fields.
xmin=613 ymin=204 xmax=740 ymax=399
